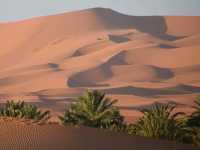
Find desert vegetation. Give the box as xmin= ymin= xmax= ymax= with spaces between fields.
xmin=0 ymin=100 xmax=50 ymax=123
xmin=127 ymin=104 xmax=190 ymax=143
xmin=187 ymin=97 xmax=200 ymax=147
xmin=0 ymin=91 xmax=199 ymax=147
xmin=59 ymin=90 xmax=125 ymax=130
xmin=60 ymin=90 xmax=200 ymax=147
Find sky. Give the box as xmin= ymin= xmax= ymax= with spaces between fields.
xmin=0 ymin=0 xmax=200 ymax=22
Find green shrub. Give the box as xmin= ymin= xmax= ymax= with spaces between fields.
xmin=0 ymin=101 xmax=24 ymax=118
xmin=192 ymin=128 xmax=200 ymax=147
xmin=59 ymin=90 xmax=124 ymax=129
xmin=127 ymin=104 xmax=190 ymax=143
xmin=187 ymin=97 xmax=200 ymax=127
xmin=0 ymin=100 xmax=50 ymax=123
xmin=186 ymin=97 xmax=200 ymax=147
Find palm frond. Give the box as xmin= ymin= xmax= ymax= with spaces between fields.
xmin=0 ymin=100 xmax=50 ymax=123
xmin=59 ymin=90 xmax=124 ymax=129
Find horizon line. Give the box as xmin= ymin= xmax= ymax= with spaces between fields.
xmin=0 ymin=7 xmax=199 ymax=24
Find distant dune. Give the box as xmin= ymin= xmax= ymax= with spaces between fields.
xmin=0 ymin=8 xmax=200 ymax=121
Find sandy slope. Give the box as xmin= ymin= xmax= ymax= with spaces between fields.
xmin=0 ymin=120 xmax=197 ymax=150
xmin=0 ymin=8 xmax=200 ymax=121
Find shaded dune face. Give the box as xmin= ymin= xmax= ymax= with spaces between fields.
xmin=92 ymin=8 xmax=178 ymax=40
xmin=102 ymin=84 xmax=200 ymax=98
xmin=0 ymin=8 xmax=200 ymax=120
xmin=68 ymin=62 xmax=174 ymax=88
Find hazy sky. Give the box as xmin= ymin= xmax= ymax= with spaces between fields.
xmin=0 ymin=0 xmax=200 ymax=22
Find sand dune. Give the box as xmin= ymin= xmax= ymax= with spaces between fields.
xmin=0 ymin=120 xmax=197 ymax=150
xmin=165 ymin=16 xmax=200 ymax=36
xmin=0 ymin=8 xmax=200 ymax=120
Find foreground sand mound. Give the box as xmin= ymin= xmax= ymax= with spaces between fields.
xmin=0 ymin=8 xmax=200 ymax=120
xmin=0 ymin=121 xmax=197 ymax=150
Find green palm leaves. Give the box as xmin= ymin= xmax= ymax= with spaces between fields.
xmin=188 ymin=97 xmax=200 ymax=127
xmin=59 ymin=90 xmax=200 ymax=147
xmin=0 ymin=100 xmax=50 ymax=123
xmin=187 ymin=97 xmax=200 ymax=147
xmin=0 ymin=101 xmax=25 ymax=118
xmin=59 ymin=90 xmax=124 ymax=129
xmin=0 ymin=91 xmax=199 ymax=148
xmin=128 ymin=104 xmax=190 ymax=142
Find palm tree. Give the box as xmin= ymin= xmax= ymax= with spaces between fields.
xmin=0 ymin=101 xmax=25 ymax=117
xmin=186 ymin=97 xmax=200 ymax=147
xmin=128 ymin=104 xmax=190 ymax=142
xmin=187 ymin=97 xmax=200 ymax=127
xmin=192 ymin=128 xmax=200 ymax=147
xmin=22 ymin=104 xmax=50 ymax=123
xmin=0 ymin=100 xmax=50 ymax=123
xmin=59 ymin=90 xmax=124 ymax=129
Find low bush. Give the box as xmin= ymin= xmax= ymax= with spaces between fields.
xmin=0 ymin=100 xmax=50 ymax=123
xmin=127 ymin=104 xmax=191 ymax=143
xmin=59 ymin=90 xmax=124 ymax=130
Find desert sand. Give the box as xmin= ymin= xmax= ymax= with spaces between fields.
xmin=0 ymin=8 xmax=200 ymax=122
xmin=0 ymin=120 xmax=197 ymax=150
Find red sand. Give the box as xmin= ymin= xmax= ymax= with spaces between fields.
xmin=0 ymin=120 xmax=197 ymax=150
xmin=0 ymin=8 xmax=200 ymax=121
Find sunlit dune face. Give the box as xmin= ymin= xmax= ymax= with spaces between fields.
xmin=0 ymin=8 xmax=200 ymax=121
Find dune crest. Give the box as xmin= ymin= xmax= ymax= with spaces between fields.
xmin=0 ymin=8 xmax=200 ymax=120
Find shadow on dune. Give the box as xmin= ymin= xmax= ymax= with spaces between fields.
xmin=102 ymin=84 xmax=200 ymax=98
xmin=29 ymin=89 xmax=86 ymax=111
xmin=67 ymin=63 xmax=113 ymax=87
xmin=108 ymin=34 xmax=131 ymax=43
xmin=0 ymin=94 xmax=74 ymax=112
xmin=0 ymin=63 xmax=62 ymax=87
xmin=147 ymin=65 xmax=174 ymax=80
xmin=158 ymin=44 xmax=178 ymax=49
xmin=68 ymin=63 xmax=174 ymax=88
xmin=93 ymin=8 xmax=179 ymax=41
xmin=119 ymin=101 xmax=187 ymax=112
xmin=71 ymin=40 xmax=112 ymax=57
